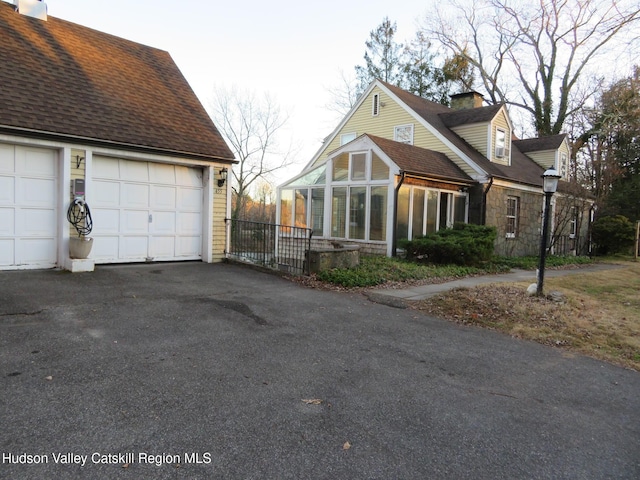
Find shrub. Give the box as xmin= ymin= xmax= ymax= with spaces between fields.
xmin=401 ymin=223 xmax=497 ymax=266
xmin=591 ymin=215 xmax=636 ymax=255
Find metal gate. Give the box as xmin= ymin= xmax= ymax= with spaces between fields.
xmin=226 ymin=219 xmax=313 ymax=275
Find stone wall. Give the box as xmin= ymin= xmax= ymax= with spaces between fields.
xmin=486 ymin=186 xmax=542 ymax=257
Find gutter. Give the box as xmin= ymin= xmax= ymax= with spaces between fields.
xmin=391 ymin=170 xmax=406 ymax=257
xmin=0 ymin=125 xmax=237 ymax=164
xmin=482 ymin=176 xmax=494 ymax=225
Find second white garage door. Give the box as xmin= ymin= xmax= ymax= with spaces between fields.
xmin=91 ymin=157 xmax=204 ymax=263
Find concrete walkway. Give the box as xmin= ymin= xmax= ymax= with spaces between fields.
xmin=368 ymin=263 xmax=624 ymax=302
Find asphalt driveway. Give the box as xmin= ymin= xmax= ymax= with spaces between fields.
xmin=1 ymin=262 xmax=638 ymax=479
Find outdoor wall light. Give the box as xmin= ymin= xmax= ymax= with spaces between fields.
xmin=218 ymin=167 xmax=228 ymax=187
xmin=537 ymin=168 xmax=562 ymax=296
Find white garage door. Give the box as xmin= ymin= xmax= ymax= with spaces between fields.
xmin=91 ymin=157 xmax=204 ymax=263
xmin=0 ymin=144 xmax=58 ymax=270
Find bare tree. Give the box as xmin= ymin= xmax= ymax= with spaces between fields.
xmin=424 ymin=0 xmax=640 ymax=137
xmin=210 ymin=87 xmax=296 ymax=220
xmin=324 ymin=69 xmax=361 ymax=119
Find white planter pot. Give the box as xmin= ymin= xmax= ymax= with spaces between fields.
xmin=69 ymin=237 xmax=93 ymax=259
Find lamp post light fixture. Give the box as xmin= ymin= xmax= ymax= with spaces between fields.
xmin=537 ymin=168 xmax=561 ymax=296
xmin=218 ymin=167 xmax=228 ymax=187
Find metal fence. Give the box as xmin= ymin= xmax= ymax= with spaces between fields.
xmin=226 ymin=219 xmax=313 ymax=275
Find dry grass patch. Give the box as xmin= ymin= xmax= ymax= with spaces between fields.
xmin=411 ymin=262 xmax=640 ymax=371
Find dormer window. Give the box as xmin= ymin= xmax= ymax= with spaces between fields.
xmin=372 ymin=93 xmax=380 ymax=116
xmin=495 ymin=128 xmax=506 ymax=158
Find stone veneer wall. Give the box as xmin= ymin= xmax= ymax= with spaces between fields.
xmin=310 ymin=238 xmax=387 ymax=256
xmin=486 ymin=185 xmax=542 ymax=257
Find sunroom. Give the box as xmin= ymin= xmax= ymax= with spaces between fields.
xmin=277 ymin=135 xmax=476 ymax=256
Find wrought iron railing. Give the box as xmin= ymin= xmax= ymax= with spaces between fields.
xmin=226 ymin=219 xmax=313 ymax=275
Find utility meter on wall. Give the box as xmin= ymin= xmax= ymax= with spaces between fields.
xmin=72 ymin=178 xmax=85 ymax=200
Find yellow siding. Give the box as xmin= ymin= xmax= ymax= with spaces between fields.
xmin=212 ymin=166 xmax=228 ymax=262
xmin=313 ymin=85 xmax=480 ymax=178
xmin=68 ymin=148 xmax=86 ymax=238
xmin=527 ymin=151 xmax=555 ymax=169
xmin=451 ymin=123 xmax=489 ymax=157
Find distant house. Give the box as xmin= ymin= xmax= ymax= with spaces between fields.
xmin=0 ymin=1 xmax=235 ymax=271
xmin=277 ymin=80 xmax=592 ymax=257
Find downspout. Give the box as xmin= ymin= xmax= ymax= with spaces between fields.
xmin=391 ymin=171 xmax=406 ymax=257
xmin=481 ymin=176 xmax=494 ymax=225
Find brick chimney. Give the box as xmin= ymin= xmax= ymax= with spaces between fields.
xmin=450 ymin=91 xmax=484 ymax=110
xmin=14 ymin=0 xmax=47 ymax=20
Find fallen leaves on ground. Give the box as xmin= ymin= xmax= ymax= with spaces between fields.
xmin=411 ymin=283 xmax=640 ymax=371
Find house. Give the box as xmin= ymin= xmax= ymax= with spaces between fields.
xmin=0 ymin=0 xmax=235 ymax=272
xmin=277 ymin=79 xmax=591 ymax=258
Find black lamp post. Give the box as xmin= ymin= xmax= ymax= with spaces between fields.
xmin=537 ymin=168 xmax=561 ymax=296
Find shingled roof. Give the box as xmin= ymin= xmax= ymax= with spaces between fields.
xmin=379 ymin=81 xmax=547 ymax=188
xmin=0 ymin=2 xmax=234 ymax=162
xmin=513 ymin=135 xmax=567 ymax=153
xmin=366 ymin=135 xmax=473 ymax=184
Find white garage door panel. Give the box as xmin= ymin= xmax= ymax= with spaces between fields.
xmin=91 ymin=157 xmax=203 ymax=263
xmin=178 ymin=188 xmax=202 ymax=210
xmin=121 ymin=236 xmax=149 ymax=258
xmin=19 ymin=177 xmax=56 ymax=206
xmin=91 ymin=236 xmax=119 ymax=259
xmin=0 ymin=145 xmax=58 ymax=269
xmin=123 ymin=210 xmax=150 ymax=233
xmin=0 ymin=176 xmax=14 ymax=202
xmin=93 ymin=181 xmax=120 ymax=206
xmin=152 ymin=186 xmax=176 ymax=209
xmin=151 ymin=237 xmax=175 ymax=258
xmin=153 ymin=211 xmax=176 ymax=234
xmin=177 ymin=237 xmax=201 ymax=257
xmin=93 ymin=156 xmax=120 ymax=179
xmin=20 ymin=208 xmax=56 ymax=236
xmin=0 ymin=239 xmax=14 ymax=264
xmin=178 ymin=212 xmax=202 ymax=234
xmin=0 ymin=209 xmax=14 ymax=235
xmin=123 ymin=183 xmax=149 ymax=207
xmin=150 ymin=163 xmax=176 ymax=184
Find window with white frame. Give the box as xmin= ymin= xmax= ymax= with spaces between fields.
xmin=506 ymin=196 xmax=519 ymax=238
xmin=569 ymin=206 xmax=578 ymax=238
xmin=341 ymin=132 xmax=357 ymax=145
xmin=495 ymin=128 xmax=507 ymax=159
xmin=331 ymin=152 xmax=388 ymax=182
xmin=394 ymin=124 xmax=414 ymax=145
xmin=396 ymin=186 xmax=467 ymax=242
xmin=560 ymin=152 xmax=568 ymax=179
xmin=372 ymin=93 xmax=380 ymax=116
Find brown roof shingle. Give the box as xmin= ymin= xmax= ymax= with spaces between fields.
xmin=380 ymin=81 xmax=546 ymax=187
xmin=367 ymin=135 xmax=473 ymax=184
xmin=0 ymin=2 xmax=234 ymax=162
xmin=513 ymin=135 xmax=567 ymax=153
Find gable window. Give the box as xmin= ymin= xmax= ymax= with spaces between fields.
xmin=394 ymin=124 xmax=414 ymax=145
xmin=341 ymin=132 xmax=357 ymax=146
xmin=372 ymin=93 xmax=380 ymax=116
xmin=495 ymin=128 xmax=507 ymax=159
xmin=350 ymin=153 xmax=367 ymax=180
xmin=506 ymin=196 xmax=519 ymax=238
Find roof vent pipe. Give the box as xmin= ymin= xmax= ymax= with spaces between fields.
xmin=14 ymin=0 xmax=47 ymax=21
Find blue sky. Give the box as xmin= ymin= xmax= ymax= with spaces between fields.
xmin=35 ymin=0 xmax=432 ymax=180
